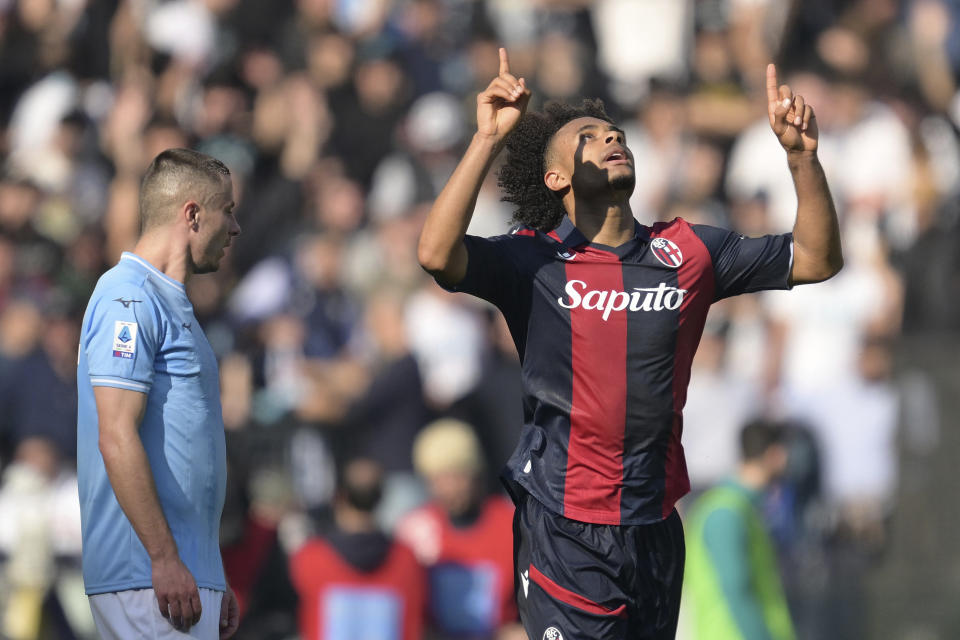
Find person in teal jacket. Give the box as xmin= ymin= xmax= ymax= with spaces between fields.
xmin=684 ymin=419 xmax=796 ymax=640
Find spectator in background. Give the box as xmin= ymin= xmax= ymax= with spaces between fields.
xmin=684 ymin=419 xmax=795 ymax=640
xmin=623 ymin=81 xmax=693 ymax=225
xmin=219 ymin=465 xmax=299 ymax=640
xmin=779 ymin=335 xmax=900 ymax=639
xmin=900 ymin=199 xmax=960 ymax=334
xmin=219 ymin=350 xmax=299 ymax=640
xmin=0 ymin=437 xmax=89 ymax=639
xmin=333 ymin=287 xmax=432 ymax=528
xmin=292 ymin=232 xmax=362 ymax=360
xmin=763 ymin=220 xmax=902 ymax=408
xmin=784 ymin=336 xmax=900 ymax=550
xmin=445 ymin=311 xmax=524 ymax=495
xmin=289 ymin=458 xmax=426 ymax=640
xmin=3 ymin=305 xmax=79 ymax=463
xmin=592 ymin=0 xmax=691 ymax=105
xmin=682 ymin=317 xmax=761 ymax=493
xmin=396 ymin=419 xmax=522 ymax=640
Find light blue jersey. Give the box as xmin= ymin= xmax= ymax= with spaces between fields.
xmin=77 ymin=252 xmax=227 ymax=595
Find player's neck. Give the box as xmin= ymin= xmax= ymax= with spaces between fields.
xmin=132 ymin=229 xmax=192 ymax=285
xmin=567 ymin=196 xmax=634 ymax=247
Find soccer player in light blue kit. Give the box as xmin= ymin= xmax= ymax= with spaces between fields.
xmin=77 ymin=149 xmax=242 ymax=639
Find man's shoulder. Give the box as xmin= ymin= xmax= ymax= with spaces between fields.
xmin=505 ymin=224 xmax=539 ymax=239
xmin=463 ymin=225 xmax=560 ymax=270
xmin=291 ymin=536 xmax=340 ymax=566
xmin=388 ymin=536 xmax=423 ymax=565
xmin=650 ymin=218 xmax=747 ymax=259
xmin=83 ymin=265 xmax=166 ymax=339
xmin=695 ymin=482 xmax=755 ymax=515
xmin=484 ymin=223 xmax=562 ymax=243
xmin=90 ymin=262 xmax=155 ymax=306
xmin=469 ymin=224 xmax=569 ymax=258
xmin=395 ymin=503 xmax=444 ymax=540
xmin=649 ymin=216 xmax=699 ymax=238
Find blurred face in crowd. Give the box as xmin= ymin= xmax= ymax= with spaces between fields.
xmin=759 ymin=442 xmax=790 ymax=487
xmin=308 ymin=33 xmax=354 ymax=89
xmin=295 ymin=233 xmax=343 ymax=291
xmin=0 ymin=300 xmax=43 ymax=358
xmin=0 ymin=180 xmax=41 ymax=230
xmin=43 ymin=314 xmax=81 ymax=375
xmin=340 ymin=458 xmax=384 ymax=513
xmin=143 ymin=124 xmax=189 ymax=169
xmin=16 ymin=437 xmax=61 ymax=481
xmin=428 ymin=469 xmax=478 ymax=518
xmin=538 ymin=33 xmax=585 ymax=100
xmin=545 ymin=117 xmax=636 ymax=200
xmin=188 ymin=176 xmax=241 ymax=274
xmin=355 ymin=59 xmax=405 ymax=115
xmin=642 ymin=90 xmax=686 ymax=144
xmin=858 ymin=339 xmax=893 ymax=382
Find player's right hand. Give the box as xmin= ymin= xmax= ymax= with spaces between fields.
xmin=477 ymin=48 xmax=531 ymax=142
xmin=153 ymin=554 xmax=202 ymax=631
xmin=766 ymin=63 xmax=817 ymax=154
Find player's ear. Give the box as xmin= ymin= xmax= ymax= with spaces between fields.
xmin=544 ymin=169 xmax=568 ymax=193
xmin=183 ymin=201 xmax=201 ymax=231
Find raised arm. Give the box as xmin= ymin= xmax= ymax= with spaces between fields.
xmin=95 ymin=385 xmax=202 ymax=631
xmin=766 ymin=63 xmax=843 ymax=285
xmin=417 ymin=48 xmax=531 ymax=287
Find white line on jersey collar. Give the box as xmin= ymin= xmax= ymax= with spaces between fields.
xmin=121 ymin=252 xmax=186 ymax=292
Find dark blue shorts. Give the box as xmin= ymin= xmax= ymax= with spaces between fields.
xmin=512 ymin=489 xmax=685 ymax=640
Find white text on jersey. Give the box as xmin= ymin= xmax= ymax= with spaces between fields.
xmin=557 ymin=280 xmax=687 ymax=320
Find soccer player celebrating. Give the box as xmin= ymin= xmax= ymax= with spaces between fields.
xmin=418 ymin=49 xmax=842 ymax=640
xmin=77 ymin=149 xmax=242 ymax=639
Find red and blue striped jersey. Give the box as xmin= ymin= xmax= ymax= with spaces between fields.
xmin=448 ymin=216 xmax=793 ymax=525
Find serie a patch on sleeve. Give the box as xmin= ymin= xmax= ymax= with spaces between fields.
xmin=113 ymin=321 xmax=138 ymax=359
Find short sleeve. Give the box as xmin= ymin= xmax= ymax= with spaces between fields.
xmin=442 ymin=234 xmax=527 ymax=310
xmin=83 ymin=285 xmax=161 ymax=393
xmin=692 ymin=225 xmax=793 ymax=300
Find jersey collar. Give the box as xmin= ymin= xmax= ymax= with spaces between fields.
xmin=552 ymin=216 xmax=650 ymax=258
xmin=120 ymin=252 xmax=187 ymax=293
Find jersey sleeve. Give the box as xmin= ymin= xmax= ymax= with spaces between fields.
xmin=692 ymin=224 xmax=793 ymax=300
xmin=442 ymin=234 xmax=528 ymax=312
xmin=83 ymin=284 xmax=161 ymax=394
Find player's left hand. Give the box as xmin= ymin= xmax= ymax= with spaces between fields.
xmin=767 ymin=63 xmax=818 ymax=154
xmin=219 ymin=584 xmax=240 ymax=639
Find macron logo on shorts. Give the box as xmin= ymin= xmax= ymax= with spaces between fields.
xmin=112 ymin=321 xmax=138 ymax=359
xmin=521 ymin=570 xmax=530 ymax=598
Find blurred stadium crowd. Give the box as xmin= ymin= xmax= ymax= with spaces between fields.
xmin=0 ymin=0 xmax=959 ymax=638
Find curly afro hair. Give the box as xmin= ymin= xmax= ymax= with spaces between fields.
xmin=498 ymin=99 xmax=613 ymax=232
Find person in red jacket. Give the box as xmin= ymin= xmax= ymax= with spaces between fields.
xmin=396 ymin=419 xmax=525 ymax=640
xmin=290 ymin=458 xmax=426 ymax=640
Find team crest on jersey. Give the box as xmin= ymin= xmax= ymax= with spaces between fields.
xmin=543 ymin=627 xmax=563 ymax=640
xmin=651 ymin=237 xmax=683 ymax=268
xmin=112 ymin=321 xmax=138 ymax=359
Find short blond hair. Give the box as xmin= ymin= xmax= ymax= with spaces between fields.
xmin=413 ymin=418 xmax=484 ymax=478
xmin=139 ymin=148 xmax=230 ymax=231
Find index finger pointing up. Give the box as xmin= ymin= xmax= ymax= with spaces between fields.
xmin=766 ymin=63 xmax=779 ymax=106
xmin=499 ymin=47 xmax=510 ymax=76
